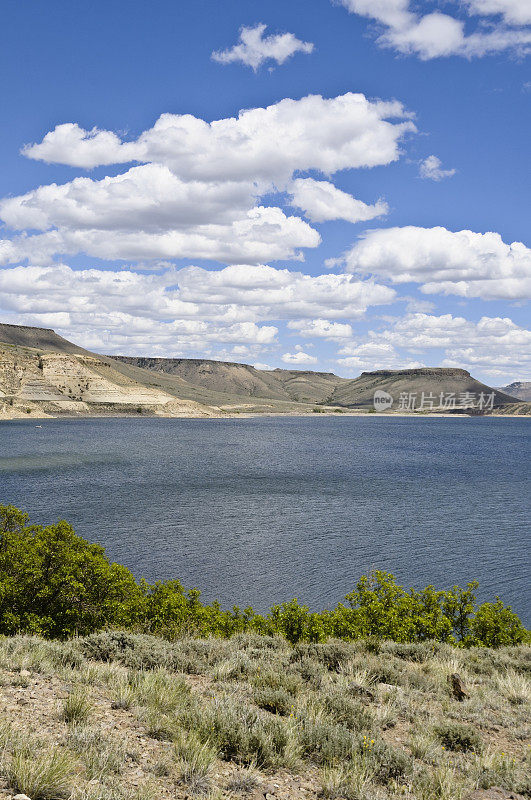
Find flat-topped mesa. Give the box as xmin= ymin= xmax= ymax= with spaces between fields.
xmin=360 ymin=367 xmax=472 ymax=379
xmin=113 ymin=356 xmax=256 ymax=370
xmin=0 ymin=322 xmax=55 ymax=335
xmin=1 ymin=322 xmax=526 ymax=415
xmin=0 ymin=322 xmax=93 ymax=356
xmin=271 ymin=368 xmax=340 ymax=379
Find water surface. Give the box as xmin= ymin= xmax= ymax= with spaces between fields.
xmin=1 ymin=416 xmax=529 ymax=623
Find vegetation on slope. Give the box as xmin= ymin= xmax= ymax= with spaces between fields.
xmin=1 ymin=505 xmax=527 ymax=647
xmin=0 ymin=633 xmax=529 ymax=799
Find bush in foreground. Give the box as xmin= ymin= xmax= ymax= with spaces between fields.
xmin=0 ymin=504 xmax=528 ymax=646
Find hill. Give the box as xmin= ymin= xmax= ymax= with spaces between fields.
xmin=328 ymin=367 xmax=518 ymax=409
xmin=1 ymin=322 xmax=528 ymax=417
xmin=0 ymin=322 xmax=93 ymax=356
xmin=0 ymin=324 xmax=216 ymax=419
xmin=498 ymin=381 xmax=531 ymax=402
xmin=113 ymin=355 xmax=348 ymax=405
xmin=113 ymin=357 xmax=520 ymax=412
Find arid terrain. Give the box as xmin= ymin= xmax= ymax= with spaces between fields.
xmin=0 ymin=634 xmax=529 ymax=800
xmin=1 ymin=323 xmax=529 ymax=419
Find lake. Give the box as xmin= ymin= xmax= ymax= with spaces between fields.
xmin=1 ymin=416 xmax=529 ymax=624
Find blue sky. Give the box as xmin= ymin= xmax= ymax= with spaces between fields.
xmin=0 ymin=0 xmax=529 ymax=383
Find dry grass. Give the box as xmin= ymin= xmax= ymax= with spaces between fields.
xmin=0 ymin=634 xmax=529 ymax=799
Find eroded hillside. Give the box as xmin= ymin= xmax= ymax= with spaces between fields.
xmin=1 ymin=323 xmax=528 ymax=417
xmin=0 ymin=339 xmax=215 ymax=418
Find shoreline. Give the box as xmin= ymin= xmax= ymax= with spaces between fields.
xmin=2 ymin=409 xmax=528 ymax=421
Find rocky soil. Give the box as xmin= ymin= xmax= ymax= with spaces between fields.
xmin=0 ymin=635 xmax=529 ymax=800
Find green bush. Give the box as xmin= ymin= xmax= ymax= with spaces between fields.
xmin=323 ymin=691 xmax=373 ymax=732
xmin=364 ymin=740 xmax=413 ymax=785
xmin=253 ymin=687 xmax=294 ymax=716
xmin=0 ymin=505 xmax=528 ymax=648
xmin=434 ymin=722 xmax=482 ymax=753
xmin=298 ymin=717 xmax=354 ymax=765
xmin=253 ymin=668 xmax=302 ymax=695
xmin=0 ymin=506 xmax=143 ymax=638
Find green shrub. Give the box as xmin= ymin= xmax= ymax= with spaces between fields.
xmin=470 ymin=599 xmax=528 ymax=647
xmin=298 ymin=717 xmax=354 ymax=765
xmin=177 ymin=694 xmax=297 ymax=770
xmin=0 ymin=505 xmax=527 ymax=648
xmin=322 ymin=691 xmax=373 ymax=732
xmin=253 ymin=668 xmax=302 ymax=695
xmin=173 ymin=729 xmax=216 ymax=795
xmin=0 ymin=506 xmax=143 ymax=638
xmin=289 ymin=656 xmax=324 ymax=686
xmin=253 ymin=687 xmax=294 ymax=716
xmin=363 ymin=740 xmax=413 ymax=785
xmin=434 ymin=722 xmax=482 ymax=753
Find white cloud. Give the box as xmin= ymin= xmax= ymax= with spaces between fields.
xmin=5 ymin=94 xmax=415 ymax=266
xmin=174 ymin=264 xmax=396 ymax=319
xmin=337 ymin=341 xmax=424 ymax=371
xmin=0 ymin=265 xmax=395 ymax=334
xmin=338 ymin=312 xmax=531 ymax=380
xmin=212 ymin=23 xmax=314 ymax=70
xmin=288 ymin=178 xmax=388 ymax=223
xmin=337 ymin=0 xmax=531 ymax=59
xmin=419 ymin=155 xmax=456 ymax=181
xmin=404 ymin=297 xmax=436 ymax=313
xmin=466 ymin=0 xmax=531 ymax=26
xmin=0 ymin=201 xmax=319 ymax=266
xmin=281 ymin=351 xmax=318 ymax=365
xmin=343 ymin=226 xmax=531 ymax=300
xmin=0 ymin=164 xmax=257 ymax=231
xmin=22 ymin=94 xmax=415 ymax=177
xmin=287 ymin=319 xmax=354 ymax=340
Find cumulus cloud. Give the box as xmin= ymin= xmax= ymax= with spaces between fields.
xmin=337 ymin=0 xmax=531 ymax=59
xmin=5 ymin=94 xmax=415 ymax=266
xmin=174 ymin=264 xmax=396 ymax=319
xmin=337 ymin=340 xmax=424 ymax=371
xmin=0 ymin=262 xmax=395 ymax=356
xmin=287 ymin=319 xmax=354 ymax=339
xmin=337 ymin=312 xmax=531 ymax=380
xmin=281 ymin=351 xmax=318 ymax=365
xmin=0 ymin=202 xmax=319 ymax=266
xmin=22 ymin=94 xmax=415 ymax=176
xmin=343 ymin=225 xmax=531 ymax=300
xmin=0 ymin=164 xmax=257 ymax=231
xmin=288 ymin=178 xmax=388 ymax=223
xmin=211 ymin=24 xmax=314 ymax=70
xmin=419 ymin=155 xmax=456 ymax=181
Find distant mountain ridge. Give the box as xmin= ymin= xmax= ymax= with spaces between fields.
xmin=112 ymin=356 xmax=518 ymax=409
xmin=0 ymin=322 xmax=527 ymax=417
xmin=497 ymin=381 xmax=531 ymax=402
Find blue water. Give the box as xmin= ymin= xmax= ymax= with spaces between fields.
xmin=1 ymin=416 xmax=529 ymax=624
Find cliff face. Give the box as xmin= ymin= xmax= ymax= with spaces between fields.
xmin=0 ymin=343 xmax=215 ymax=418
